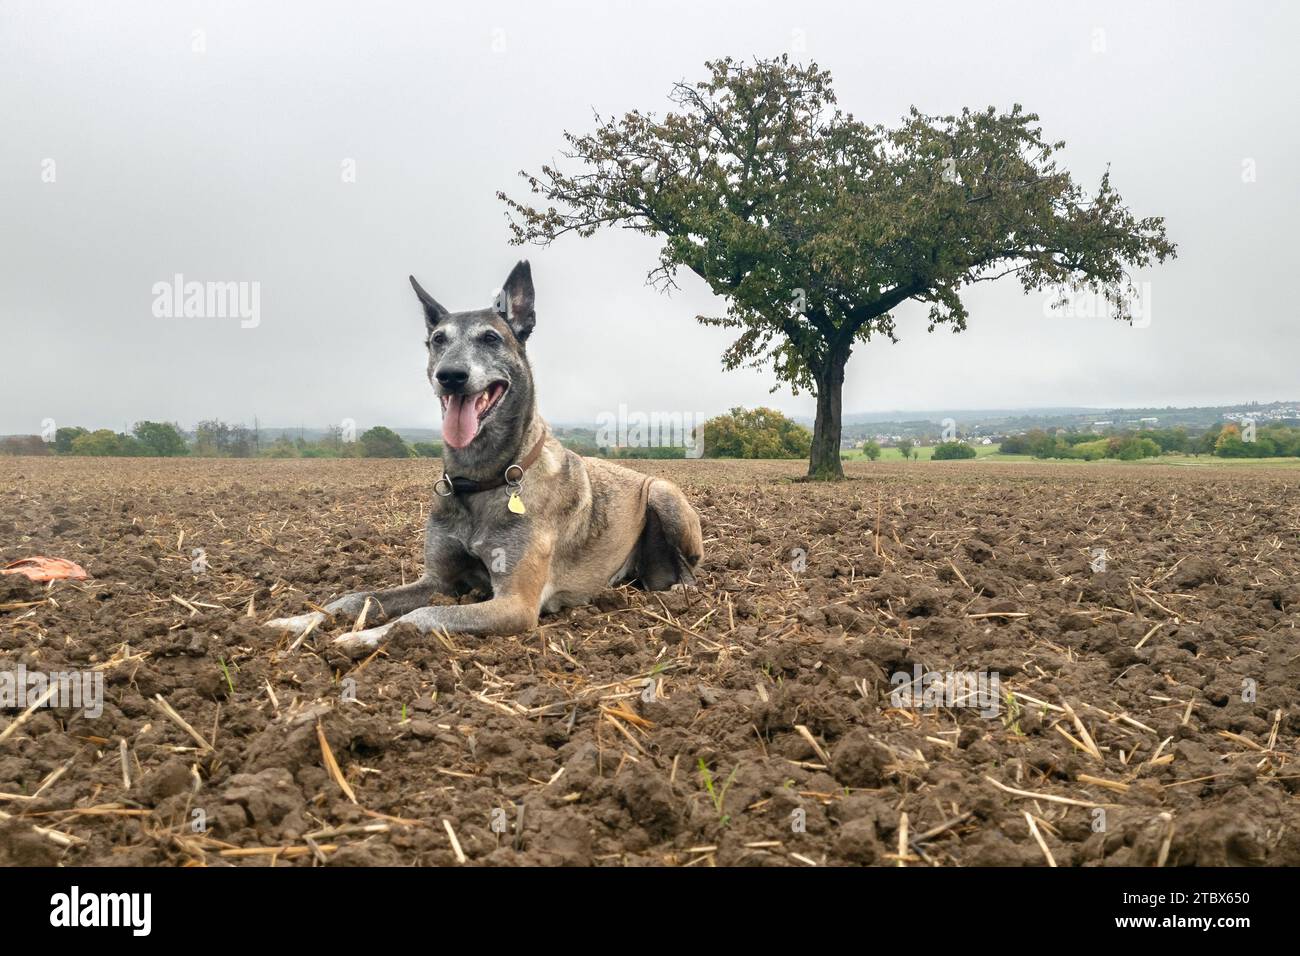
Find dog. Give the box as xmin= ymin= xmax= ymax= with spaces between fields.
xmin=267 ymin=261 xmax=703 ymax=655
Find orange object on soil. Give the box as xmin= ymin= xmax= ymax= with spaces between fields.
xmin=1 ymin=557 xmax=89 ymax=582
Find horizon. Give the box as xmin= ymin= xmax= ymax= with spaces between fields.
xmin=11 ymin=396 xmax=1298 ymax=440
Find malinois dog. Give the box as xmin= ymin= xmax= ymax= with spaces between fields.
xmin=267 ymin=261 xmax=703 ymax=655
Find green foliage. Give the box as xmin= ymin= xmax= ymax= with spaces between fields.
xmin=218 ymin=656 xmax=235 ymax=694
xmin=997 ymin=432 xmax=1036 ymax=455
xmin=697 ymin=758 xmax=740 ymax=826
xmin=1148 ymin=427 xmax=1189 ymax=454
xmin=1195 ymin=427 xmax=1220 ymax=456
xmin=359 ymin=426 xmax=411 ymax=458
xmin=932 ymin=441 xmax=976 ymax=460
xmin=132 ymin=421 xmax=188 ymax=457
xmin=861 ymin=440 xmax=881 ymax=461
xmin=412 ymin=441 xmax=444 ymax=458
xmin=193 ymin=420 xmax=255 ymax=457
xmin=1006 ymin=429 xmax=1163 ymax=461
xmin=501 ymin=56 xmax=1176 ymax=478
xmin=260 ymin=436 xmax=299 ymax=458
xmin=1068 ymin=438 xmax=1111 ymax=460
xmin=70 ymin=429 xmax=144 ymax=456
xmin=1212 ymin=423 xmax=1300 ymax=458
xmin=702 ymin=407 xmax=811 ymax=459
xmin=897 ymin=438 xmax=916 ymax=460
xmin=54 ymin=426 xmax=89 ymax=453
xmin=1115 ymin=436 xmax=1162 ymax=460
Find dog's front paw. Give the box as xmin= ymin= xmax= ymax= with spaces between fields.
xmin=330 ymin=628 xmax=385 ymax=660
xmin=324 ymin=593 xmax=376 ymax=619
xmin=263 ymin=611 xmax=327 ymax=636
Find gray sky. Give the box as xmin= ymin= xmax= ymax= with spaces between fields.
xmin=2 ymin=0 xmax=1296 ymax=435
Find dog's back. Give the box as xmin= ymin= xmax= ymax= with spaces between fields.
xmin=540 ymin=451 xmax=701 ymax=609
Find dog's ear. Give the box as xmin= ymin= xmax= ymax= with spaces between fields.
xmin=495 ymin=260 xmax=535 ymax=342
xmin=409 ymin=275 xmax=449 ymax=328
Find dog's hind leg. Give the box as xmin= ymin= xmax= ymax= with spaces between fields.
xmin=632 ymin=479 xmax=703 ymax=591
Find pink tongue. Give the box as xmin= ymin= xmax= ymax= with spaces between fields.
xmin=442 ymin=393 xmax=482 ymax=449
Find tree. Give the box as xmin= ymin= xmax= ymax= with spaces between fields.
xmin=702 ymin=407 xmax=811 ymax=459
xmin=412 ymin=441 xmax=444 ymax=458
xmin=194 ymin=419 xmax=253 ymax=457
xmin=70 ymin=429 xmax=142 ymax=456
xmin=862 ymin=440 xmax=881 ymax=461
xmin=54 ymin=426 xmax=88 ymax=453
xmin=360 ymin=426 xmax=411 ymax=458
xmin=932 ymin=441 xmax=976 ymax=460
xmin=133 ymin=421 xmax=188 ymax=456
xmin=897 ymin=438 xmax=915 ymax=460
xmin=500 ymin=57 xmax=1176 ymax=479
xmin=1213 ymin=423 xmax=1241 ymax=456
xmin=1150 ymin=426 xmax=1188 ymax=454
xmin=262 ymin=435 xmax=299 ymax=458
xmin=1194 ymin=426 xmax=1220 ymax=457
xmin=193 ymin=420 xmax=231 ymax=456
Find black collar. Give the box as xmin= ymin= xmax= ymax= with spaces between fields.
xmin=436 ymin=432 xmax=548 ymax=496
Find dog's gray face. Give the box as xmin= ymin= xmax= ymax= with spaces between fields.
xmin=409 ymin=261 xmax=536 ymax=457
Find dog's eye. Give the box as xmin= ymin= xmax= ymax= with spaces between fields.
xmin=430 ymin=331 xmax=447 ymax=346
xmin=480 ymin=331 xmax=502 ymax=345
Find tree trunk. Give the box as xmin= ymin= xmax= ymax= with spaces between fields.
xmin=807 ymin=351 xmax=848 ymax=480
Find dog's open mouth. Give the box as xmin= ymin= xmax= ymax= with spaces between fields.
xmin=440 ymin=382 xmax=507 ymax=449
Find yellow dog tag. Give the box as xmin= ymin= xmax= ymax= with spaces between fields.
xmin=507 ymin=492 xmax=526 ymax=515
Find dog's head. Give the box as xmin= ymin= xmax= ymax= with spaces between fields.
xmin=409 ymin=261 xmax=536 ymax=455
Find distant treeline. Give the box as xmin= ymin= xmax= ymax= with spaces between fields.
xmin=2 ymin=408 xmax=816 ymax=462
xmin=1000 ymin=424 xmax=1300 ymax=460
xmin=7 ymin=416 xmax=1295 ymax=462
xmin=0 ymin=421 xmax=443 ymax=459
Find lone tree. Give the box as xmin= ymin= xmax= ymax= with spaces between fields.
xmin=499 ymin=57 xmax=1176 ymax=478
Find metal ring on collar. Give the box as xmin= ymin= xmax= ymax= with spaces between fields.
xmin=434 ymin=475 xmax=454 ymax=497
xmin=504 ymin=464 xmax=525 ymax=485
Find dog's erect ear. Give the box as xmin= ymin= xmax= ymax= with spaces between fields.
xmin=495 ymin=260 xmax=535 ymax=342
xmin=409 ymin=275 xmax=449 ymax=328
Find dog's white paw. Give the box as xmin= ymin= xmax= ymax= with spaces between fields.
xmin=331 ymin=628 xmax=385 ymax=658
xmin=263 ymin=611 xmax=326 ymax=635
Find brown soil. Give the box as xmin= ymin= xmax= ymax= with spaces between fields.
xmin=1 ymin=456 xmax=1298 ymax=867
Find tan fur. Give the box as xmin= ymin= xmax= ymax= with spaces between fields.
xmin=265 ymin=261 xmax=702 ymax=654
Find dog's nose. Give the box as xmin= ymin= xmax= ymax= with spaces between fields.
xmin=436 ymin=367 xmax=469 ymax=390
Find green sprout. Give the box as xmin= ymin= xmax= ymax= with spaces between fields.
xmin=217 ymin=656 xmax=235 ymax=694
xmin=698 ymin=758 xmax=740 ymax=826
xmin=1003 ymin=691 xmax=1022 ymax=735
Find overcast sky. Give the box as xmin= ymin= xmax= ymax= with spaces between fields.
xmin=2 ymin=0 xmax=1296 ymax=435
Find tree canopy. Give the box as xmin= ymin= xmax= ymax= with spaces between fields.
xmin=500 ymin=56 xmax=1176 ymax=477
xmin=703 ymin=406 xmax=811 ymax=459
